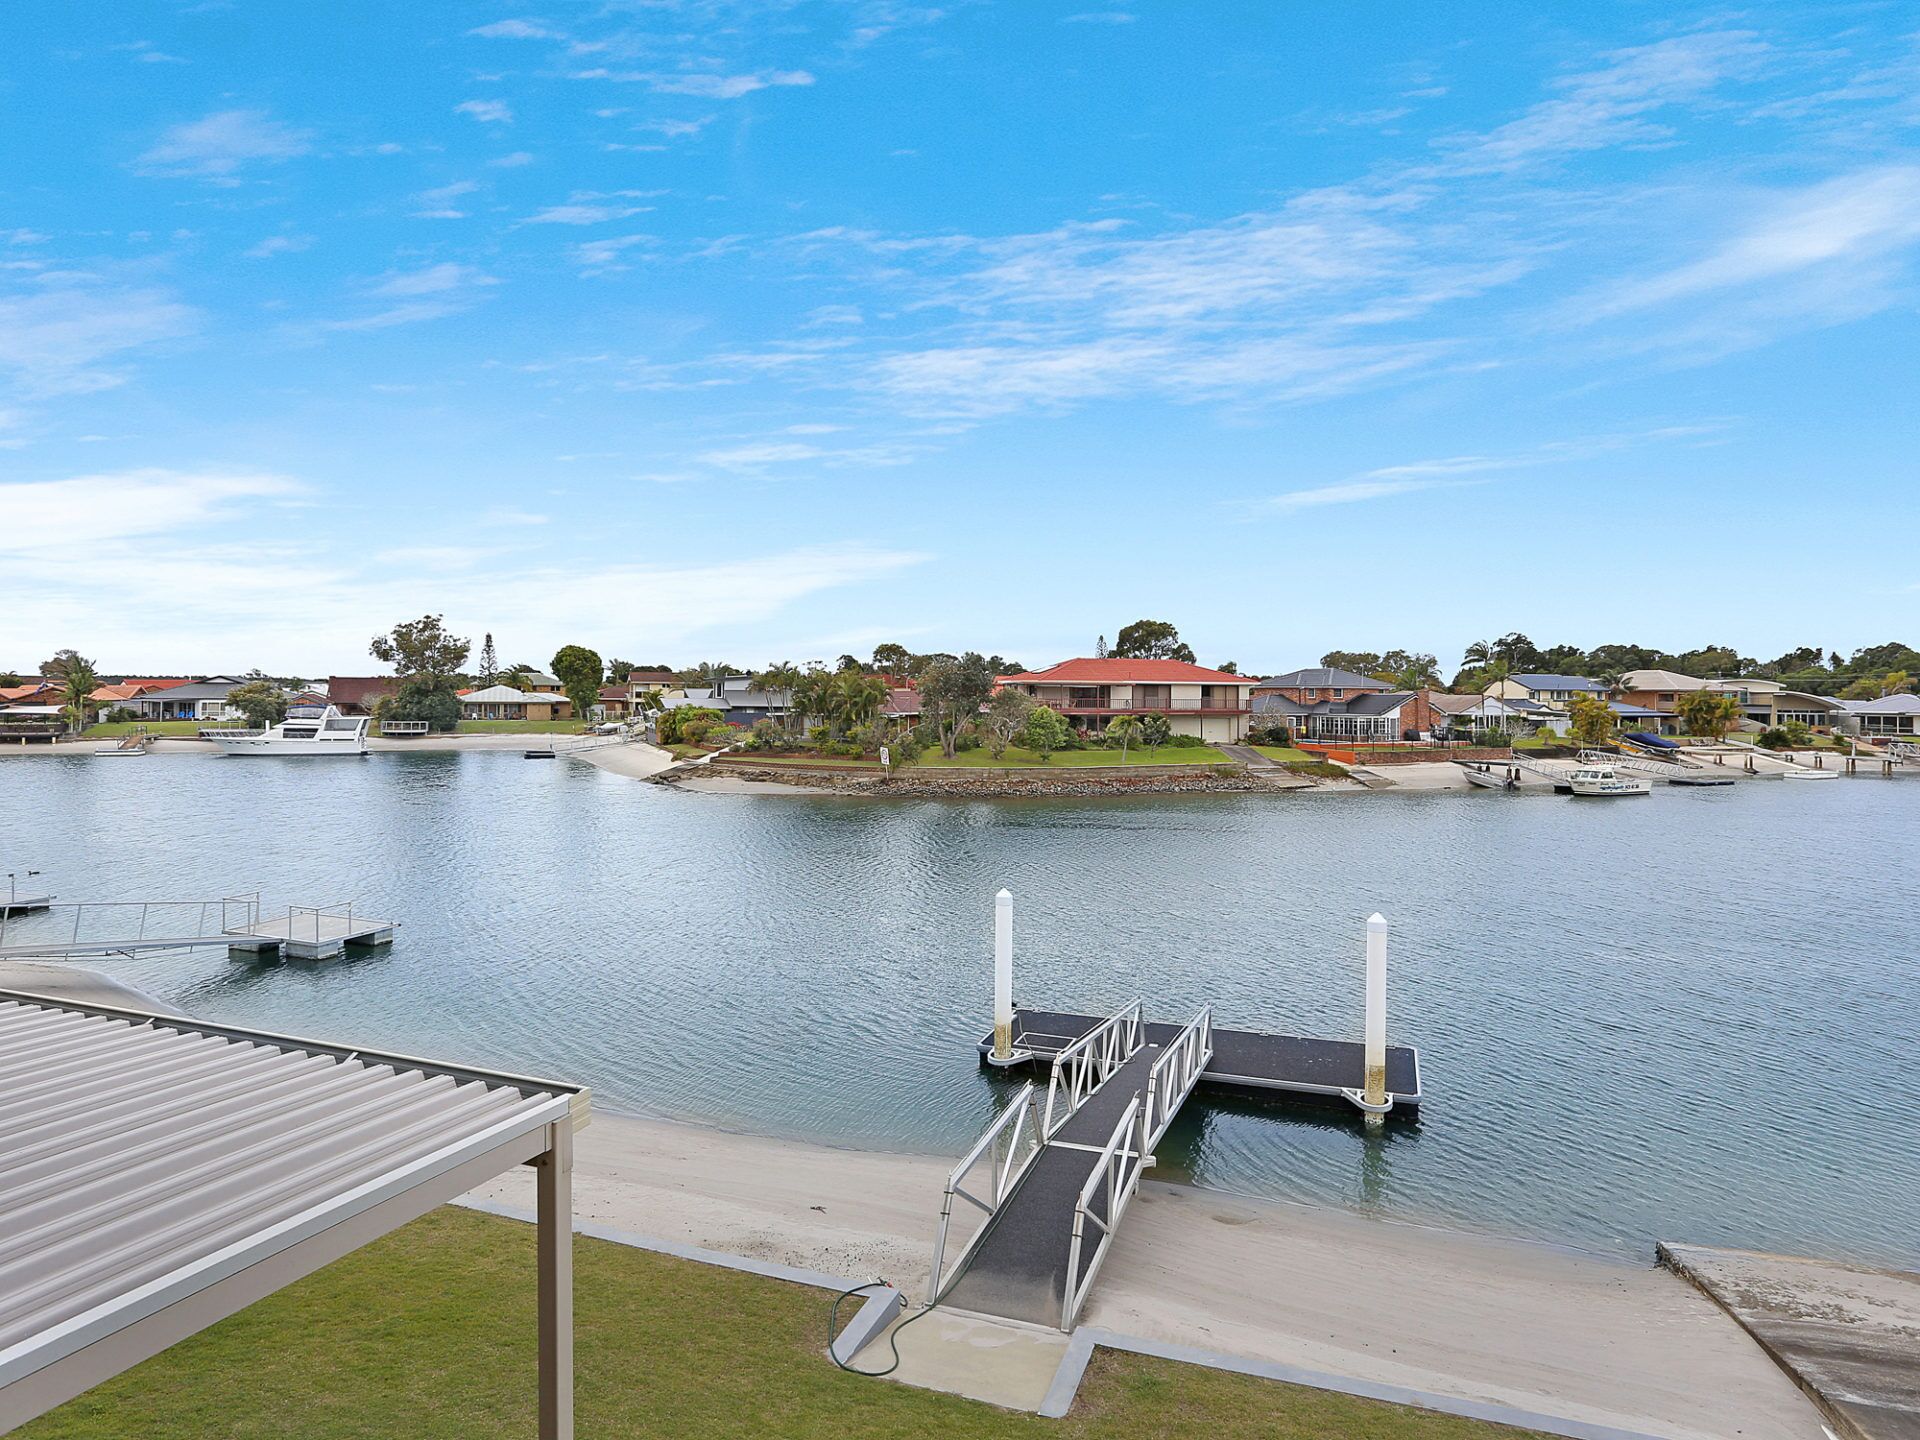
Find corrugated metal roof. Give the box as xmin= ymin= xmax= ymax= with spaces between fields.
xmin=0 ymin=992 xmax=582 ymax=1405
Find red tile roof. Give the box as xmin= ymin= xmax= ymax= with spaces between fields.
xmin=625 ymin=669 xmax=677 ymax=683
xmin=1000 ymin=658 xmax=1249 ymax=685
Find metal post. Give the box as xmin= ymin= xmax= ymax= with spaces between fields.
xmin=1363 ymin=913 xmax=1388 ymax=1108
xmin=992 ymin=888 xmax=1014 ymax=1061
xmin=537 ymin=1118 xmax=574 ymax=1440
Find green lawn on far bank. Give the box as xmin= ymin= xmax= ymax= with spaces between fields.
xmin=453 ymin=720 xmax=592 ymax=734
xmin=83 ymin=720 xmax=208 ymax=737
xmin=1250 ymin=745 xmax=1314 ymax=762
xmin=916 ymin=744 xmax=1231 ymax=768
xmin=19 ymin=1207 xmax=1547 ymax=1440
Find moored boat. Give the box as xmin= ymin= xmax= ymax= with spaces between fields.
xmin=212 ymin=706 xmax=369 ymax=757
xmin=1568 ymin=765 xmax=1652 ymax=797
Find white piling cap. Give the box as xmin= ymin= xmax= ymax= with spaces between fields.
xmin=997 ymin=888 xmax=1011 ymax=899
xmin=1367 ymin=912 xmax=1387 ymax=928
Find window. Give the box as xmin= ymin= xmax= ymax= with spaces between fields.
xmin=1331 ymin=688 xmax=1344 ymax=699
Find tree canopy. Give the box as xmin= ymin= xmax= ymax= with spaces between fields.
xmin=920 ymin=652 xmax=996 ymax=758
xmin=226 ymin=679 xmax=288 ymax=729
xmin=1111 ymin=619 xmax=1195 ymax=663
xmin=550 ymin=645 xmax=605 ymax=723
xmin=370 ymin=615 xmax=469 ymax=678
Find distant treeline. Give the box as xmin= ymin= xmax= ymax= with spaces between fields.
xmin=1396 ymin=637 xmax=1920 ymax=698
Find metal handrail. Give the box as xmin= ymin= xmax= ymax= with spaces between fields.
xmin=1062 ymin=1095 xmax=1143 ymax=1331
xmin=1042 ymin=1000 xmax=1142 ymax=1137
xmin=1140 ymin=1006 xmax=1213 ymax=1156
xmin=926 ymin=1084 xmax=1043 ymax=1304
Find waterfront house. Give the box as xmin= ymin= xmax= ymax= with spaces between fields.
xmin=997 ymin=659 xmax=1256 ymax=742
xmin=1250 ymin=669 xmax=1436 ymax=742
xmin=0 ymin=682 xmax=61 ymax=707
xmin=119 ymin=676 xmax=248 ymax=721
xmin=1487 ymin=673 xmax=1610 ymax=707
xmin=325 ymin=676 xmax=399 ymax=716
xmin=1618 ymin=669 xmax=1843 ymax=731
xmin=881 ymin=685 xmax=922 ymax=722
xmin=624 ymin=668 xmax=678 ymax=701
xmin=1251 ymin=667 xmax=1392 ymax=704
xmin=1425 ymin=691 xmax=1536 ymax=737
xmin=518 ymin=670 xmax=565 ymax=695
xmin=458 ymin=684 xmax=572 ymax=722
xmin=1842 ymin=693 xmax=1920 ymax=738
xmin=669 ymin=675 xmax=795 ymax=726
xmin=594 ymin=686 xmax=631 ymax=721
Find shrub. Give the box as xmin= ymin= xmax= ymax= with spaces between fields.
xmin=1757 ymin=727 xmax=1790 ymax=750
xmin=1782 ymin=719 xmax=1813 ymax=747
xmin=1246 ymin=723 xmax=1292 ymax=746
xmin=1158 ymin=731 xmax=1207 ymax=748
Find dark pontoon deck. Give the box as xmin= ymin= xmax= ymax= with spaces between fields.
xmin=981 ymin=1008 xmax=1421 ymax=1107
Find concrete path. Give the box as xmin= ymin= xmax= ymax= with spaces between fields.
xmin=1660 ymin=1243 xmax=1920 ymax=1440
xmin=1218 ymin=743 xmax=1274 ymax=767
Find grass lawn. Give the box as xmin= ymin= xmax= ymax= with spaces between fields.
xmin=21 ymin=1208 xmax=1544 ymax=1440
xmin=454 ymin=720 xmax=591 ymax=734
xmin=917 ymin=745 xmax=1230 ymax=769
xmin=1250 ymin=745 xmax=1313 ymax=762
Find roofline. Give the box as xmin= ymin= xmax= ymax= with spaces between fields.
xmin=0 ymin=988 xmax=589 ymax=1104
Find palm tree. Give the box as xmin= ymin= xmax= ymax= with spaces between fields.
xmin=830 ymin=671 xmax=888 ymax=732
xmin=1462 ymin=639 xmax=1493 ymax=669
xmin=752 ymin=663 xmax=805 ymax=732
xmin=1106 ymin=714 xmax=1143 ymax=764
xmin=43 ymin=651 xmax=100 ymax=736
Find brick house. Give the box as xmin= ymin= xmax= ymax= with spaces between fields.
xmin=995 ymin=659 xmax=1256 ymax=742
xmin=1250 ymin=667 xmax=1437 ymax=741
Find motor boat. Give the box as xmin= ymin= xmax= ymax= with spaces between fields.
xmin=1568 ymin=764 xmax=1652 ymax=797
xmin=212 ymin=706 xmax=369 ymax=756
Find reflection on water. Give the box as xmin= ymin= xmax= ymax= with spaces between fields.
xmin=2 ymin=750 xmax=1916 ymax=1265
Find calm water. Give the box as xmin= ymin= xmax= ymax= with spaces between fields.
xmin=2 ymin=752 xmax=1915 ymax=1266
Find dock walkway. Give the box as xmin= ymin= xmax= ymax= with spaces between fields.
xmin=224 ymin=908 xmax=396 ymax=960
xmin=933 ymin=1004 xmax=1420 ymax=1331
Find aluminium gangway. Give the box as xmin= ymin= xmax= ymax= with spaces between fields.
xmin=925 ymin=1002 xmax=1421 ymax=1331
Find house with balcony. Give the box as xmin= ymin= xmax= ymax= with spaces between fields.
xmin=995 ymin=659 xmax=1256 ymax=742
xmin=624 ymin=669 xmax=678 ymax=701
xmin=1841 ymin=693 xmax=1920 ymax=738
xmin=1618 ymin=669 xmax=1844 ymax=731
xmin=1251 ymin=668 xmax=1436 ymax=742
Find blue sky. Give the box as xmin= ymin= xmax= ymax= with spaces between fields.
xmin=3 ymin=2 xmax=1917 ymax=676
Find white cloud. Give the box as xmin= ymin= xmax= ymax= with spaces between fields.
xmin=572 ymin=233 xmax=657 ymax=273
xmin=0 ymin=469 xmax=300 ymax=549
xmin=1263 ymin=477 xmax=1458 ymax=511
xmin=413 ymin=179 xmax=481 ymax=219
xmin=1594 ymin=165 xmax=1920 ymax=315
xmin=1062 ymin=11 xmax=1134 ymax=23
xmin=136 ymin=109 xmax=312 ymax=182
xmin=468 ymin=19 xmax=561 ymax=40
xmin=455 ymin=99 xmax=514 ymax=124
xmin=1434 ymin=31 xmax=1766 ymax=174
xmin=244 ymin=233 xmax=313 ymax=259
xmin=0 ymin=282 xmax=197 ymax=395
xmin=572 ymin=68 xmax=815 ymax=99
xmin=490 ymin=151 xmax=536 ymax=167
xmin=320 ymin=264 xmax=498 ymax=330
xmin=525 ymin=203 xmax=650 ymax=226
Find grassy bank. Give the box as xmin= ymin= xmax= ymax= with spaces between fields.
xmin=916 ymin=745 xmax=1231 ymax=768
xmin=21 ymin=1207 xmax=1543 ymax=1440
xmin=454 ymin=720 xmax=588 ymax=734
xmin=1250 ymin=745 xmax=1313 ymax=762
xmin=83 ymin=720 xmax=207 ymax=737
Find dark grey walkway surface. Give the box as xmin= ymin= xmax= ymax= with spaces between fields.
xmin=990 ymin=1009 xmax=1421 ymax=1104
xmin=942 ymin=1042 xmax=1160 ymax=1327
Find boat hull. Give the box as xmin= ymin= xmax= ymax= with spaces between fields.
xmin=1569 ymin=778 xmax=1652 ymax=796
xmin=215 ymin=738 xmax=368 ymax=756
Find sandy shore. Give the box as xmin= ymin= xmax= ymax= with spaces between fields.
xmin=472 ymin=1109 xmax=1823 ymax=1440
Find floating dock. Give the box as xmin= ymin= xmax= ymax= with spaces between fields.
xmin=224 ymin=909 xmax=397 ymax=961
xmin=0 ymin=892 xmax=52 ymax=917
xmin=917 ymin=898 xmax=1421 ymax=1338
xmin=979 ymin=1009 xmax=1421 ymax=1106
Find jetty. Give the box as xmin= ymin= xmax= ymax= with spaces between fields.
xmin=2 ymin=873 xmax=52 ymax=917
xmin=0 ymin=895 xmax=396 ymax=962
xmin=925 ymin=897 xmax=1415 ymax=1332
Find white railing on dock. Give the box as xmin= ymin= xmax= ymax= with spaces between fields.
xmin=1062 ymin=1095 xmax=1145 ymax=1331
xmin=1140 ymin=1006 xmax=1212 ymax=1156
xmin=1042 ymin=1000 xmax=1142 ymax=1137
xmin=0 ymin=893 xmax=261 ymax=953
xmin=926 ymin=1084 xmax=1044 ymax=1304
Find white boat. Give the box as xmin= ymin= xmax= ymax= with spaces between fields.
xmin=1567 ymin=764 xmax=1652 ymax=797
xmin=1782 ymin=766 xmax=1837 ymax=780
xmin=212 ymin=706 xmax=370 ymax=757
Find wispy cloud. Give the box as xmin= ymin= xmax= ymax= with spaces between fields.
xmin=467 ymin=19 xmax=562 ymax=41
xmin=244 ymin=233 xmax=313 ymax=260
xmin=490 ymin=151 xmax=536 ymax=167
xmin=1062 ymin=12 xmax=1134 ymax=24
xmin=0 ymin=469 xmax=301 ymax=549
xmin=1432 ymin=31 xmax=1768 ymax=174
xmin=571 ymin=68 xmax=815 ymax=99
xmin=320 ymin=263 xmax=498 ymax=331
xmin=525 ymin=203 xmax=650 ymax=226
xmin=136 ymin=109 xmax=312 ymax=182
xmin=571 ymin=233 xmax=657 ymax=274
xmin=455 ymin=99 xmax=514 ymax=125
xmin=0 ymin=280 xmax=197 ymax=395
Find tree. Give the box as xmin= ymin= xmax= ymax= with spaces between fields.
xmin=42 ymin=650 xmax=99 ymax=734
xmin=1021 ymin=704 xmax=1068 ymax=762
xmin=1566 ymin=692 xmax=1614 ymax=748
xmin=871 ymin=643 xmax=911 ymax=678
xmin=226 ymin=679 xmax=288 ymax=729
xmin=1106 ymin=714 xmax=1143 ymax=764
xmin=677 ymin=661 xmax=736 ymax=688
xmin=1138 ymin=713 xmax=1170 ymax=759
xmin=920 ymin=652 xmax=995 ymax=758
xmin=1321 ymin=650 xmax=1384 ymax=674
xmin=551 ymin=645 xmax=604 ymax=725
xmin=477 ymin=633 xmax=499 ymax=685
xmin=752 ymin=663 xmax=805 ymax=731
xmin=790 ymin=666 xmax=835 ymax=730
xmin=371 ymin=615 xmax=470 ymax=678
xmin=1112 ymin=620 xmax=1195 ymax=662
xmin=829 ymin=671 xmax=888 ymax=731
xmin=1675 ymin=690 xmax=1741 ymax=740
xmin=633 ymin=689 xmax=665 ymax=733
xmin=385 ymin=676 xmax=462 ymax=732
xmin=984 ymin=687 xmax=1033 ymax=759
xmin=498 ymin=667 xmax=536 ymax=692
xmin=1095 ymin=635 xmax=1109 ymax=659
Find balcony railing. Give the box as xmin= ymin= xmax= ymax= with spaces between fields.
xmin=1032 ymin=697 xmax=1249 ymax=714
